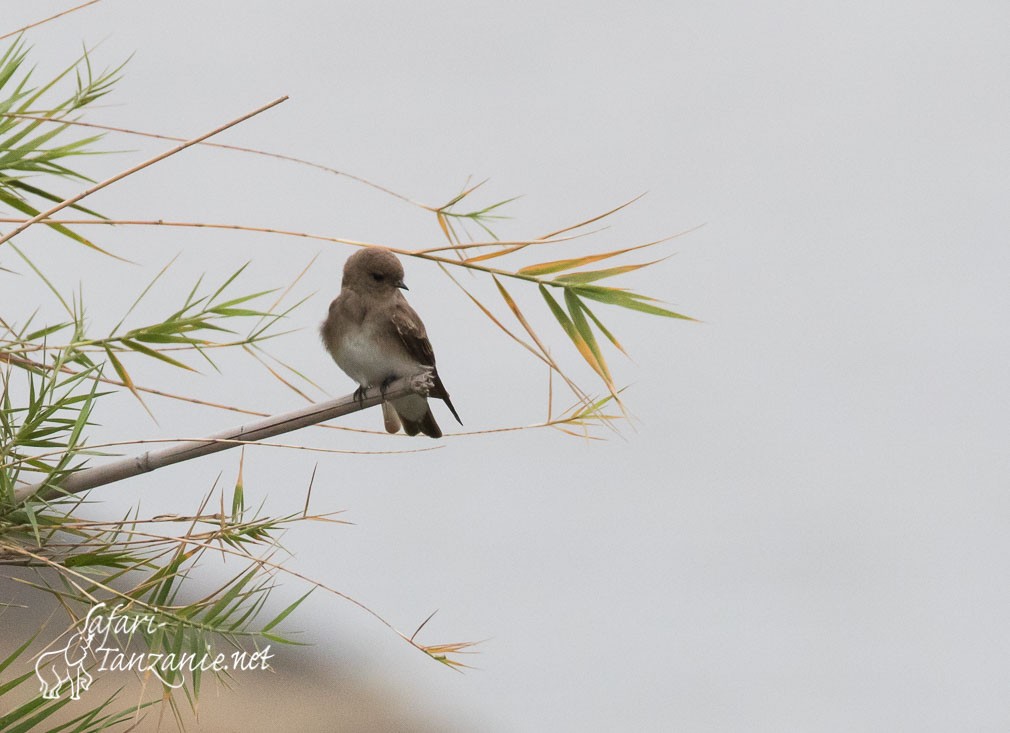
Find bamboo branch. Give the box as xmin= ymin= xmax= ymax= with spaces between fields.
xmin=0 ymin=0 xmax=102 ymax=42
xmin=13 ymin=373 xmax=435 ymax=504
xmin=0 ymin=96 xmax=288 ymax=248
xmin=0 ymin=113 xmax=425 ymax=208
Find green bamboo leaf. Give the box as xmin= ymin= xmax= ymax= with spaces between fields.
xmin=190 ymin=633 xmax=204 ymax=699
xmin=207 ymin=307 xmax=267 ymax=318
xmin=4 ymin=242 xmax=72 ymax=314
xmin=20 ymin=498 xmax=41 ymax=544
xmin=0 ymin=188 xmax=114 ymax=256
xmin=0 ymin=668 xmax=36 ymax=698
xmin=163 ymin=625 xmax=186 ymax=690
xmin=102 ymin=346 xmax=132 ymax=390
xmin=227 ymin=591 xmax=269 ymax=632
xmin=0 ymin=41 xmax=29 ymax=91
xmin=208 ymin=262 xmax=251 ymax=304
xmin=567 ymin=283 xmax=654 ymax=302
xmin=441 ymin=177 xmax=489 ymax=209
xmin=231 ymin=470 xmax=245 ymax=525
xmin=553 ymin=258 xmax=667 ymax=284
xmin=539 ymin=284 xmax=578 ymax=342
xmin=23 ymin=322 xmax=71 ymax=340
xmin=261 ymin=631 xmax=309 ymax=646
xmin=8 ymin=179 xmax=105 ymax=219
xmin=15 ymin=43 xmax=83 ymax=113
xmin=151 ymin=554 xmax=189 ymax=607
xmin=178 ymin=273 xmax=205 ymax=312
xmin=144 ymin=317 xmax=233 ymax=336
xmin=469 ymin=195 xmax=522 ymax=217
xmin=539 ymin=284 xmax=600 ymax=376
xmin=564 ymin=288 xmax=614 ymax=389
xmin=211 ymin=289 xmax=276 ymax=309
xmin=0 ymin=121 xmax=72 ymax=168
xmin=108 ymin=254 xmax=178 ymax=336
xmin=203 ymin=569 xmax=258 ymax=625
xmin=120 ymin=338 xmax=195 ymax=371
xmin=1 ymin=694 xmax=72 ymax=733
xmin=0 ymin=630 xmax=38 ymax=676
xmin=102 ymin=346 xmax=155 ymax=418
xmin=50 ymin=689 xmax=149 ymax=733
xmin=262 ymin=588 xmax=314 ymax=633
xmin=55 ymin=390 xmax=109 ymax=407
xmin=126 ymin=333 xmax=186 ymax=344
xmin=572 ymin=285 xmax=696 ymax=320
xmin=578 ymin=297 xmax=627 ymax=356
xmin=63 ymin=551 xmax=133 ymax=569
xmin=18 ymin=440 xmax=65 ymax=448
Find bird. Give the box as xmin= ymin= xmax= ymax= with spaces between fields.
xmin=320 ymin=247 xmax=462 ymax=438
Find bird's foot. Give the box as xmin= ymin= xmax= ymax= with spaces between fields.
xmin=352 ymin=385 xmax=368 ymax=406
xmin=379 ymin=375 xmax=397 ymax=399
xmin=409 ymin=367 xmax=435 ymax=397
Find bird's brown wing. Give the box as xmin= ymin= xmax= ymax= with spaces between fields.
xmin=389 ymin=302 xmax=436 ymax=367
xmin=389 ymin=302 xmax=462 ymax=425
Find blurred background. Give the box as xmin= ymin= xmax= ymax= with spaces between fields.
xmin=2 ymin=2 xmax=1009 ymax=730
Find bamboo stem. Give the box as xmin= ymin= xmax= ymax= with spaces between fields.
xmin=0 ymin=0 xmax=102 ymax=42
xmin=0 ymin=96 xmax=288 ymax=247
xmin=13 ymin=373 xmax=434 ymax=504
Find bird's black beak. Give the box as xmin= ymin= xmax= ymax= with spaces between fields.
xmin=396 ymin=280 xmax=408 ymax=290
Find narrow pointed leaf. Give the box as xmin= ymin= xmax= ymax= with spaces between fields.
xmin=573 ymin=285 xmax=696 ymax=320
xmin=103 ymin=346 xmax=155 ymax=417
xmin=0 ymin=631 xmax=38 ymax=676
xmin=518 ymin=239 xmax=665 ymax=277
xmin=464 ymin=243 xmax=530 ymax=264
xmin=493 ymin=276 xmax=554 ymax=364
xmin=23 ymin=322 xmax=70 ymax=340
xmin=578 ymin=298 xmax=628 ymax=355
xmin=121 ymin=338 xmax=196 ymax=371
xmin=539 ymin=285 xmax=600 ymax=377
xmin=261 ymin=631 xmax=309 ymax=646
xmin=262 ymin=588 xmax=314 ymax=632
xmin=553 ymin=258 xmax=667 ymax=284
xmin=564 ymin=288 xmax=614 ymax=390
xmin=0 ymin=187 xmax=118 ymax=257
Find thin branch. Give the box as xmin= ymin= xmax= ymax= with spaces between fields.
xmin=0 ymin=351 xmax=394 ymax=436
xmin=0 ymin=96 xmax=288 ymax=248
xmin=0 ymin=217 xmax=694 ymax=291
xmin=0 ymin=0 xmax=102 ymax=42
xmin=13 ymin=372 xmax=435 ymax=503
xmin=0 ymin=113 xmax=424 ymax=208
xmin=0 ymin=216 xmax=563 ymax=254
xmin=0 ymin=350 xmax=608 ymax=442
xmin=1 ymin=436 xmax=438 ymax=473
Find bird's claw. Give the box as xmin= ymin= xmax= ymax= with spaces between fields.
xmin=379 ymin=375 xmax=397 ymax=399
xmin=409 ymin=367 xmax=435 ymax=396
xmin=353 ymin=385 xmax=367 ymax=406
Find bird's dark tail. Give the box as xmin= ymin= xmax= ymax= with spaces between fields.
xmin=401 ymin=407 xmax=442 ymax=439
xmin=432 ymin=371 xmax=462 ymax=426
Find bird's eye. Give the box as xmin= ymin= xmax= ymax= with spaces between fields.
xmin=372 ymin=273 xmax=384 ymax=282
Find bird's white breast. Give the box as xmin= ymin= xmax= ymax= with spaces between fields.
xmin=335 ymin=325 xmax=416 ymax=387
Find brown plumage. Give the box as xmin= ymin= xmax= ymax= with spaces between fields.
xmin=320 ymin=248 xmax=461 ymax=438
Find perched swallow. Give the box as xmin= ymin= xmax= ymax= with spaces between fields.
xmin=321 ymin=248 xmax=461 ymax=438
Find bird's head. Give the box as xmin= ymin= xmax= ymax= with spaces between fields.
xmin=342 ymin=247 xmax=408 ymax=294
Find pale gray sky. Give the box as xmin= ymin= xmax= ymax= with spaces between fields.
xmin=4 ymin=2 xmax=1010 ymax=731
